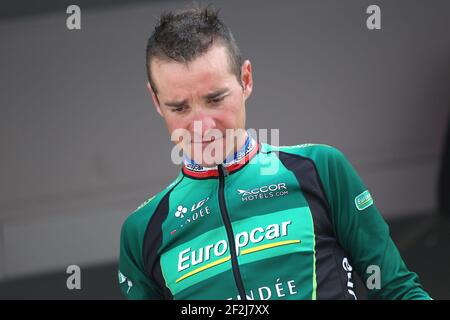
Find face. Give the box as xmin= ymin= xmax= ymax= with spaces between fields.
xmin=148 ymin=44 xmax=253 ymax=167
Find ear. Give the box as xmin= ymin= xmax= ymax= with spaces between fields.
xmin=147 ymin=82 xmax=163 ymax=117
xmin=241 ymin=60 xmax=253 ymax=100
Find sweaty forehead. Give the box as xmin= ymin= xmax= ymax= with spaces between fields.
xmin=150 ymin=45 xmax=235 ymax=96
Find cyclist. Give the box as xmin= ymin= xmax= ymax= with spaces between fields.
xmin=118 ymin=7 xmax=431 ymax=300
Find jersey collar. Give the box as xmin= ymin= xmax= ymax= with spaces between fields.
xmin=182 ymin=133 xmax=259 ymax=179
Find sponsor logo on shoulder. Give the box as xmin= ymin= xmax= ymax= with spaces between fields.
xmin=135 ymin=195 xmax=156 ymax=211
xmin=292 ymin=143 xmax=316 ymax=148
xmin=355 ymin=190 xmax=373 ymax=211
xmin=279 ymin=143 xmax=332 ymax=149
xmin=136 ymin=177 xmax=182 ymax=212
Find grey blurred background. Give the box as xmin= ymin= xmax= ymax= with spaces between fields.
xmin=0 ymin=0 xmax=449 ymax=299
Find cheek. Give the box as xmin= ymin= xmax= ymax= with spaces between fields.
xmin=166 ymin=121 xmax=190 ymax=147
xmin=164 ymin=116 xmax=188 ymax=139
xmin=221 ymin=98 xmax=244 ymax=126
xmin=165 ymin=113 xmax=185 ymax=129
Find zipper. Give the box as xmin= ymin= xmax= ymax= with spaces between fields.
xmin=217 ymin=164 xmax=247 ymax=300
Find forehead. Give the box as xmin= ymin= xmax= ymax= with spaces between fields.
xmin=150 ymin=45 xmax=235 ymax=96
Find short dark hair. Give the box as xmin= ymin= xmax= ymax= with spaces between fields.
xmin=145 ymin=6 xmax=243 ymax=93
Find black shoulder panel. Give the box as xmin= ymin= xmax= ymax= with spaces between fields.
xmin=142 ymin=177 xmax=184 ymax=300
xmin=278 ymin=151 xmax=353 ymax=299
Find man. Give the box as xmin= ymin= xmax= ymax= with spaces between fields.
xmin=118 ymin=7 xmax=431 ymax=300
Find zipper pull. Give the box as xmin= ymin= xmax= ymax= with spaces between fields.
xmin=219 ymin=164 xmax=229 ymax=177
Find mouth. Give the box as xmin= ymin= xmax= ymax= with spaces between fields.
xmin=192 ymin=137 xmax=223 ymax=144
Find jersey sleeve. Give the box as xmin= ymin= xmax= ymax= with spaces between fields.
xmin=118 ymin=214 xmax=164 ymax=300
xmin=316 ymin=146 xmax=431 ymax=300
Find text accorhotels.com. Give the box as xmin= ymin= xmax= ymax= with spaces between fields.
xmin=239 ymin=183 xmax=289 ymax=202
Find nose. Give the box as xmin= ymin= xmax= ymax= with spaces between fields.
xmin=188 ymin=107 xmax=216 ymax=139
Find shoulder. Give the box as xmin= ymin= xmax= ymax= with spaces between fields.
xmin=264 ymin=143 xmax=347 ymax=163
xmin=120 ymin=173 xmax=184 ymax=239
xmin=261 ymin=143 xmax=354 ymax=179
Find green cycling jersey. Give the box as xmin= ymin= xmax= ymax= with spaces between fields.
xmin=118 ymin=138 xmax=431 ymax=300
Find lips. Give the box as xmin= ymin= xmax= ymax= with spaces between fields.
xmin=192 ymin=138 xmax=223 ymax=144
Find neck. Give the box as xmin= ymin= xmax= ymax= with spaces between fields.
xmin=183 ymin=130 xmax=252 ymax=169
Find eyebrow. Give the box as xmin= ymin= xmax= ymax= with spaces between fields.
xmin=164 ymin=88 xmax=229 ymax=108
xmin=204 ymin=88 xmax=229 ymax=100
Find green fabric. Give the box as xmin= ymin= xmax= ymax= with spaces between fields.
xmin=118 ymin=143 xmax=431 ymax=300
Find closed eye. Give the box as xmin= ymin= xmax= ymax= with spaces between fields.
xmin=170 ymin=105 xmax=187 ymax=113
xmin=209 ymin=95 xmax=226 ymax=104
